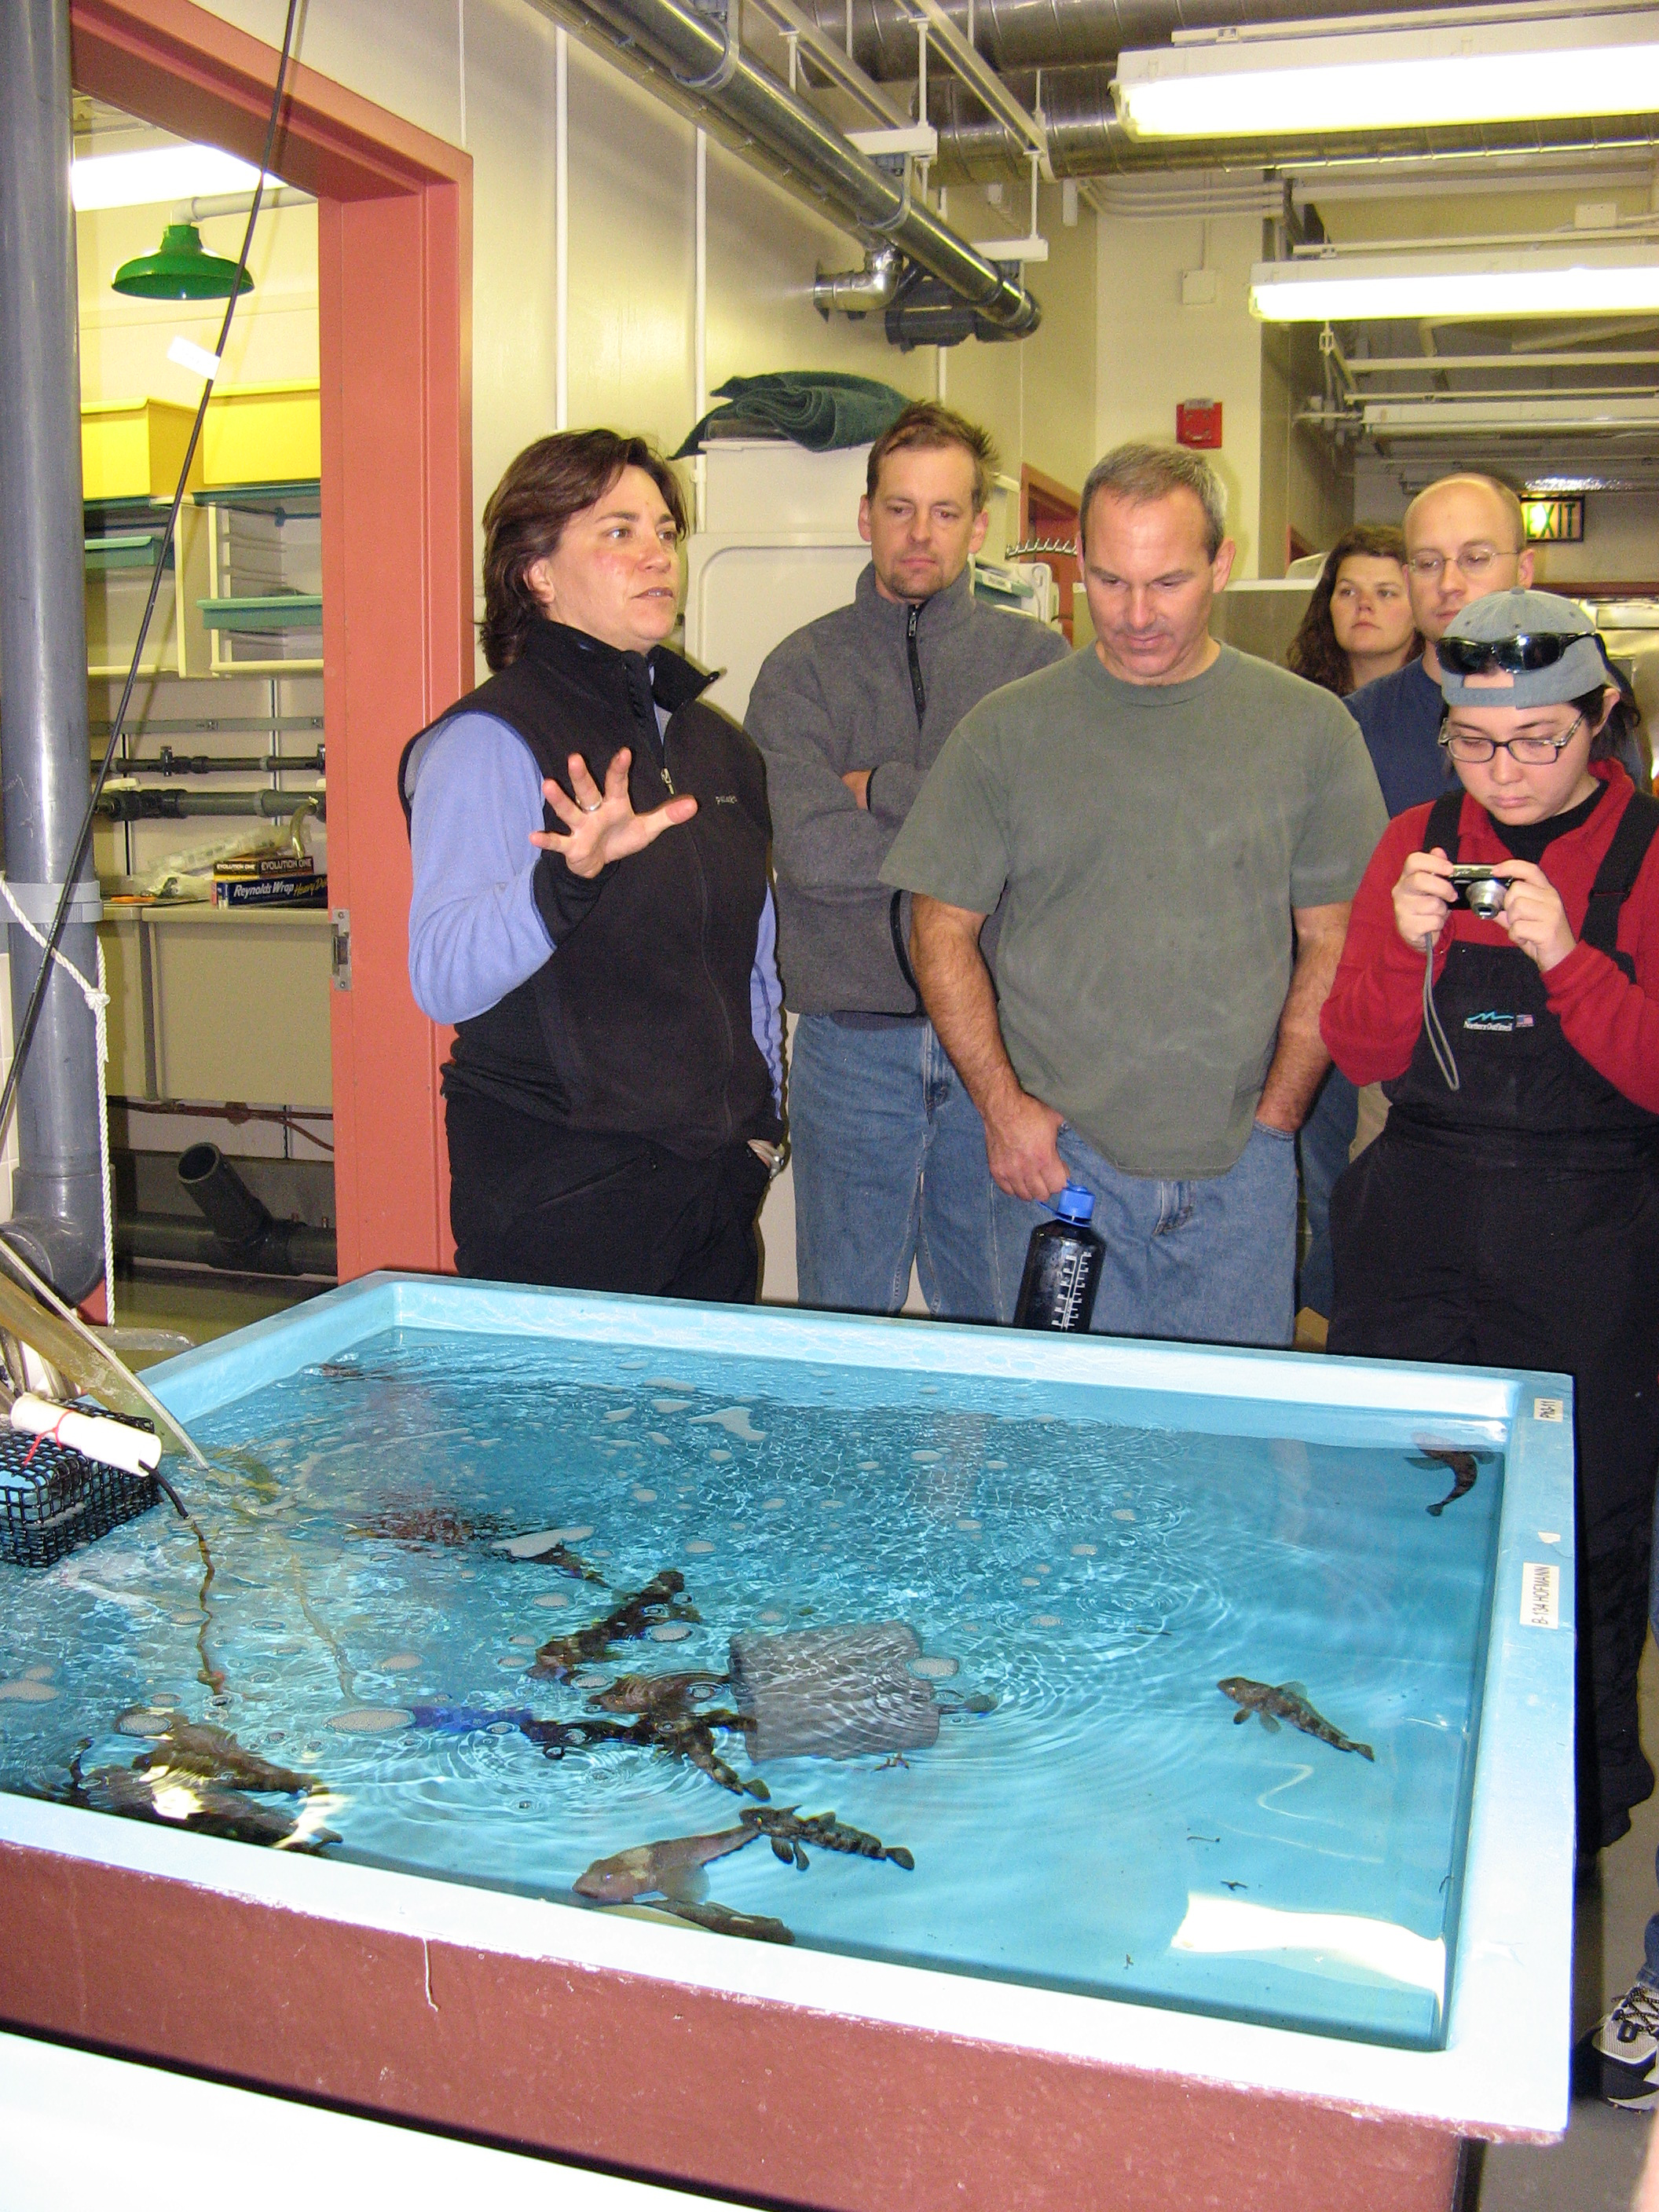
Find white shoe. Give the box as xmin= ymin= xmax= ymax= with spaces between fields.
xmin=1590 ymin=1979 xmax=1659 ymax=2109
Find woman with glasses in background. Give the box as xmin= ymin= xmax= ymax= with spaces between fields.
xmin=1287 ymin=524 xmax=1419 ymax=699
xmin=1320 ymin=590 xmax=1659 ymax=1885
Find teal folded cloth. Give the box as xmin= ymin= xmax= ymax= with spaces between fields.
xmin=675 ymin=371 xmax=910 ymax=456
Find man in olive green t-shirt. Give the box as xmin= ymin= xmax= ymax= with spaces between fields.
xmin=881 ymin=442 xmax=1386 ymax=1346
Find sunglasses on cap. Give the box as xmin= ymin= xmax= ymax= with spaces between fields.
xmin=1437 ymin=629 xmax=1605 ymax=676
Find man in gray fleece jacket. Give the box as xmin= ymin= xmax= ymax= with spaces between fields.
xmin=745 ymin=402 xmax=1069 ymax=1318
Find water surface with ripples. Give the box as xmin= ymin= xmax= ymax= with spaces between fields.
xmin=0 ymin=1324 xmax=1508 ymax=2050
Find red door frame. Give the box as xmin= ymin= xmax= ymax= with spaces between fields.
xmin=70 ymin=0 xmax=471 ymax=1278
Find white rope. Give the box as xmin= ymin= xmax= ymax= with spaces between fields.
xmin=0 ymin=881 xmax=115 ymax=1324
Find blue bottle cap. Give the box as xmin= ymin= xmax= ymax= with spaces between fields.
xmin=1052 ymin=1182 xmax=1094 ymax=1225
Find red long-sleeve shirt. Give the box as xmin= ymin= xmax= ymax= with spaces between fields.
xmin=1320 ymin=762 xmax=1659 ymax=1114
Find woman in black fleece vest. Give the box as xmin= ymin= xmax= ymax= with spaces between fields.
xmin=400 ymin=430 xmax=783 ymax=1299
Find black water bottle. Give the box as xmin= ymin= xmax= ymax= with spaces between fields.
xmin=1014 ymin=1183 xmax=1104 ymax=1332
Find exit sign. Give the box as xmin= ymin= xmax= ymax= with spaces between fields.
xmin=1522 ymin=495 xmax=1585 ymax=544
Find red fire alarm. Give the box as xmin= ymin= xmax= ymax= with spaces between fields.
xmin=1177 ymin=398 xmax=1223 ymax=450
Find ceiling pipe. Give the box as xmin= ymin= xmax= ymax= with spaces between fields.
xmin=0 ymin=0 xmax=108 ymax=1305
xmin=550 ymin=0 xmax=1040 ymax=332
xmin=923 ymin=64 xmax=1659 ymax=182
xmin=812 ymin=242 xmax=902 ymax=314
xmin=797 ymin=0 xmax=1458 ymax=82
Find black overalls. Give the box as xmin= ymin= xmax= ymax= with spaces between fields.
xmin=1330 ymin=784 xmax=1659 ymax=1853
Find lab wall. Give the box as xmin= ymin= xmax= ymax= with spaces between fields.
xmin=1094 ymin=211 xmax=1268 ymax=577
xmin=177 ymin=0 xmax=1096 ymax=673
xmin=1093 ymin=210 xmax=1359 ymax=578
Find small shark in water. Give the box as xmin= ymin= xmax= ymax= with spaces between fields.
xmin=585 ymin=1672 xmax=765 ymax=1799
xmin=1218 ymin=1677 xmax=1374 ymax=1762
xmin=574 ymin=1821 xmax=758 ymax=1903
xmin=530 ymin=1570 xmax=700 ymax=1679
xmin=125 ymin=1714 xmax=320 ymax=1797
xmin=738 ymin=1804 xmax=915 ymax=1872
xmin=56 ymin=1748 xmax=341 ymax=1850
xmin=1409 ymin=1445 xmax=1496 ymax=1518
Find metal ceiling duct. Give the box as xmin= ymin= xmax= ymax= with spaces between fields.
xmin=925 ymin=64 xmax=1659 ymax=181
xmin=557 ymin=0 xmax=1040 ymax=332
xmin=796 ymin=0 xmax=1460 ymax=82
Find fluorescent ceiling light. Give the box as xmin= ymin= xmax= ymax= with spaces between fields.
xmin=1114 ymin=9 xmax=1659 ymax=139
xmin=1251 ymin=244 xmax=1659 ymax=323
xmin=71 ymin=145 xmax=277 ymax=211
xmin=1363 ymin=396 xmax=1659 ymax=432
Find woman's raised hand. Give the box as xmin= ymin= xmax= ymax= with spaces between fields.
xmin=531 ymin=748 xmax=698 ymax=880
xmin=1489 ymin=859 xmax=1577 ymax=972
xmin=1393 ymin=847 xmax=1457 ymax=950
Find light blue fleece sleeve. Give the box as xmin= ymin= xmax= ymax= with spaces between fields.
xmin=752 ymin=884 xmax=784 ymax=1111
xmin=407 ymin=712 xmax=554 ymax=1024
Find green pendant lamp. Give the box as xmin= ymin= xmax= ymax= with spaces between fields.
xmin=112 ymin=222 xmax=253 ymax=302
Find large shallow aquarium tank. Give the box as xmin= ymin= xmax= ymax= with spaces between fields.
xmin=0 ymin=1274 xmax=1577 ymax=2206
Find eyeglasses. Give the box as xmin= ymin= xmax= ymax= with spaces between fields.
xmin=1438 ymin=629 xmax=1598 ymax=676
xmin=1405 ymin=546 xmax=1514 ymax=582
xmin=1439 ymin=712 xmax=1586 ymax=766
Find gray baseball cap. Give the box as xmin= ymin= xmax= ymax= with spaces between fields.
xmin=1438 ymin=588 xmax=1611 ymax=708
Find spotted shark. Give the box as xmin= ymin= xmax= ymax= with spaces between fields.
xmin=1218 ymin=1677 xmax=1374 ymax=1762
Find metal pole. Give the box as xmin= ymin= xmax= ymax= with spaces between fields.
xmin=555 ymin=24 xmax=570 ymax=430
xmin=0 ymin=0 xmax=107 ymax=1302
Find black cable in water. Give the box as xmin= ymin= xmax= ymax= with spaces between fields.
xmin=0 ymin=0 xmax=302 ymax=1171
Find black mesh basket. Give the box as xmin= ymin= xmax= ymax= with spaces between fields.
xmin=0 ymin=1414 xmax=161 ymax=1569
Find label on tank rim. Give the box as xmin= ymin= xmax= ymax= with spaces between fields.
xmin=1521 ymin=1562 xmax=1560 ymax=1630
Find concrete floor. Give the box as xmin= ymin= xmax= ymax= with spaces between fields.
xmin=1470 ymin=1630 xmax=1659 ymax=2211
xmin=111 ymin=1259 xmax=325 ymax=1366
xmin=109 ymin=1269 xmax=1657 ymax=2207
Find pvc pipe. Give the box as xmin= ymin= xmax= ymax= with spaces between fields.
xmin=555 ymin=26 xmax=569 ymax=430
xmin=97 ymin=788 xmax=326 ymax=822
xmin=118 ymin=1210 xmax=338 ymax=1281
xmin=0 ymin=0 xmax=108 ymax=1304
xmin=694 ymin=123 xmax=707 ymax=531
xmin=10 ymin=1392 xmax=160 ymax=1476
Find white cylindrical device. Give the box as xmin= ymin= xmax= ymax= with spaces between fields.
xmin=10 ymin=1393 xmax=161 ymax=1477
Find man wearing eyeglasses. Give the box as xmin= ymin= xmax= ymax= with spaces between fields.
xmin=1347 ymin=474 xmax=1534 ymax=816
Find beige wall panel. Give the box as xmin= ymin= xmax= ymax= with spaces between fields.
xmin=1533 ymin=494 xmax=1659 ymax=591
xmin=566 ymin=41 xmax=697 ymax=453
xmin=703 ymin=137 xmax=931 ymax=416
xmin=1005 ymin=183 xmax=1098 ymax=498
xmin=1318 ymin=181 xmax=1655 ymax=249
xmin=1096 ymin=211 xmax=1264 ymax=577
xmin=192 ymin=1 xmax=466 ymax=145
xmin=463 ymin=0 xmax=561 ymax=533
xmin=123 ymin=915 xmax=334 ymax=1108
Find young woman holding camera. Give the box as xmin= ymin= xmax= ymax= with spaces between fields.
xmin=1320 ymin=589 xmax=1659 ymax=1868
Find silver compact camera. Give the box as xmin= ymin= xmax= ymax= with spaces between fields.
xmin=1448 ymin=864 xmax=1511 ymax=921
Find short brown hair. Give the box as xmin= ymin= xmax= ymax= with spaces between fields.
xmin=480 ymin=430 xmax=688 ymax=670
xmin=1080 ymin=442 xmax=1227 ymax=560
xmin=866 ymin=401 xmax=997 ymax=513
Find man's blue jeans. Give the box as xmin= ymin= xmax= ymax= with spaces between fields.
xmin=1298 ymin=1068 xmax=1359 ymax=1320
xmin=791 ymin=1013 xmax=998 ymax=1320
xmin=989 ymin=1118 xmax=1298 ymax=1348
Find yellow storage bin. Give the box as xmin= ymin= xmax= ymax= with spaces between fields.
xmin=81 ymin=398 xmax=203 ymax=501
xmin=202 ymin=381 xmax=321 ymax=487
